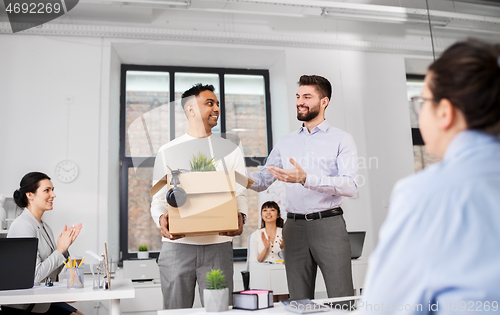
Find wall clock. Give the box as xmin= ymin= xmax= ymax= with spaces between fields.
xmin=55 ymin=160 xmax=79 ymax=183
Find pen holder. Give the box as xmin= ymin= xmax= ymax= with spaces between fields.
xmin=90 ymin=259 xmax=106 ymax=290
xmin=67 ymin=267 xmax=84 ymax=289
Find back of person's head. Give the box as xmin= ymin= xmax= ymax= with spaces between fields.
xmin=181 ymin=83 xmax=216 ymax=109
xmin=428 ymin=38 xmax=500 ymax=135
xmin=260 ymin=201 xmax=284 ymax=228
xmin=13 ymin=172 xmax=50 ymax=208
xmin=298 ymin=75 xmax=332 ymax=101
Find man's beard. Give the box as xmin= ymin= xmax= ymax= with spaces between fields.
xmin=297 ymin=105 xmax=320 ymax=122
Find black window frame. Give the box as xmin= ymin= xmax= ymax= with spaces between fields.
xmin=407 ymin=74 xmax=425 ymax=146
xmin=119 ymin=64 xmax=273 ymax=262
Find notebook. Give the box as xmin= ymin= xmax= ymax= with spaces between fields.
xmin=348 ymin=231 xmax=366 ymax=259
xmin=0 ymin=237 xmax=38 ymax=291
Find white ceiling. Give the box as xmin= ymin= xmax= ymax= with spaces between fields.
xmin=2 ymin=0 xmax=500 ymax=29
xmin=1 ymin=0 xmax=499 ymax=55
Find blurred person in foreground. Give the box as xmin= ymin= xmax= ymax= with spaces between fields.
xmin=361 ymin=39 xmax=500 ymax=314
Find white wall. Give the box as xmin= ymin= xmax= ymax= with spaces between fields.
xmin=0 ymin=35 xmax=104 ymax=257
xmin=0 ymin=33 xmax=417 ymax=261
xmin=338 ymin=50 xmax=415 ymax=247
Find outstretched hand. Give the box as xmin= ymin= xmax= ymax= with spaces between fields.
xmin=268 ymin=158 xmax=307 ymax=184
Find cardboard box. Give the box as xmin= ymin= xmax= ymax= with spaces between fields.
xmin=150 ymin=170 xmax=253 ymax=235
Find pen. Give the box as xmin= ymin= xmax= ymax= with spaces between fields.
xmin=78 ymin=257 xmax=85 ymax=268
xmin=63 ymin=261 xmax=71 ymax=269
xmin=73 ymin=258 xmax=76 ymax=269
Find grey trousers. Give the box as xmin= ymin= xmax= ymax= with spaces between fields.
xmin=158 ymin=241 xmax=234 ymax=309
xmin=283 ymin=214 xmax=354 ymax=299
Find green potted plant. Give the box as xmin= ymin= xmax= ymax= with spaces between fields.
xmin=190 ymin=152 xmax=218 ymax=172
xmin=204 ymin=269 xmax=229 ymax=312
xmin=137 ymin=244 xmax=149 ymax=259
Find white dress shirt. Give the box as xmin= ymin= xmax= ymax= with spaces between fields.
xmin=249 ymin=227 xmax=283 ymax=263
xmin=150 ymin=133 xmax=248 ymax=245
xmin=247 ymin=120 xmax=358 ymax=214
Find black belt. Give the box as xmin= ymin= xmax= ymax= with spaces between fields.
xmin=287 ymin=207 xmax=343 ymax=221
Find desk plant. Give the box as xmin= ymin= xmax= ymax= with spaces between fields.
xmin=204 ymin=269 xmax=229 ymax=312
xmin=190 ymin=152 xmax=218 ymax=172
xmin=137 ymin=244 xmax=149 ymax=259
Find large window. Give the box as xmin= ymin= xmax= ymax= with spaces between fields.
xmin=406 ymin=74 xmax=441 ymax=172
xmin=119 ymin=65 xmax=272 ymax=261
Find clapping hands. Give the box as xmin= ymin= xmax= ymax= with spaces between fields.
xmin=262 ymin=232 xmax=284 ymax=250
xmin=56 ymin=223 xmax=82 ymax=254
xmin=261 ymin=231 xmax=271 ymax=249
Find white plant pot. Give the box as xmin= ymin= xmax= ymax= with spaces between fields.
xmin=204 ymin=288 xmax=229 ymax=312
xmin=137 ymin=251 xmax=149 ymax=259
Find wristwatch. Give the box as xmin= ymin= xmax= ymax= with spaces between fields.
xmin=240 ymin=212 xmax=247 ymax=225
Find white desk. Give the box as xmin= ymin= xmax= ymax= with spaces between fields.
xmin=249 ymin=259 xmax=368 ymax=296
xmin=0 ymin=279 xmax=135 ymax=315
xmin=157 ymin=296 xmax=361 ymax=314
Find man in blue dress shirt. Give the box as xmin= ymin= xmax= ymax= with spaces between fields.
xmin=247 ymin=75 xmax=358 ymax=299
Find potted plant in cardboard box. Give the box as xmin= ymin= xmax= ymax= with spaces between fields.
xmin=190 ymin=152 xmax=218 ymax=172
xmin=137 ymin=244 xmax=149 ymax=259
xmin=204 ymin=269 xmax=229 ymax=312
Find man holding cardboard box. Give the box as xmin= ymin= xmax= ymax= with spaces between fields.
xmin=247 ymin=75 xmax=358 ymax=300
xmin=150 ymin=84 xmax=249 ymax=309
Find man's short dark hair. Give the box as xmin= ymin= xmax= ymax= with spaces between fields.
xmin=298 ymin=75 xmax=332 ymax=100
xmin=181 ymin=83 xmax=216 ymax=109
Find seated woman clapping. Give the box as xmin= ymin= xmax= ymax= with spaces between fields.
xmin=4 ymin=172 xmax=83 ymax=315
xmin=249 ymin=201 xmax=284 ymax=263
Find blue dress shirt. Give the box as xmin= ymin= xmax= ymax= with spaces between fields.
xmin=248 ymin=120 xmax=358 ymax=214
xmin=361 ymin=130 xmax=500 ymax=314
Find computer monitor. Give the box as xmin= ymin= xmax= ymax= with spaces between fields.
xmin=348 ymin=231 xmax=366 ymax=259
xmin=0 ymin=238 xmax=38 ymax=291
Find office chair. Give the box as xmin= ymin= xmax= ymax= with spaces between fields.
xmin=240 ymin=234 xmax=252 ymax=290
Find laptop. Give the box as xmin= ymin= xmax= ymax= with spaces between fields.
xmin=0 ymin=238 xmax=38 ymax=291
xmin=348 ymin=231 xmax=366 ymax=259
